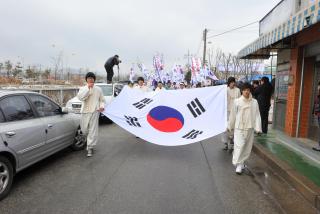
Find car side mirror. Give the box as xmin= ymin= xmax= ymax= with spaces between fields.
xmin=61 ymin=107 xmax=69 ymax=114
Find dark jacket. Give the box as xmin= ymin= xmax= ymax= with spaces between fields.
xmin=255 ymin=82 xmax=273 ymax=111
xmin=104 ymin=56 xmax=120 ymax=69
xmin=252 ymin=87 xmax=259 ymax=99
xmin=314 ymin=94 xmax=320 ymax=117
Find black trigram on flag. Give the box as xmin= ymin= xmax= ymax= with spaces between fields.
xmin=187 ymin=98 xmax=206 ymax=118
xmin=133 ymin=98 xmax=153 ymax=109
xmin=182 ymin=129 xmax=203 ymax=139
xmin=124 ymin=115 xmax=141 ymax=127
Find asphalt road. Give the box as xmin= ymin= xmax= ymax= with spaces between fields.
xmin=0 ymin=123 xmax=281 ymax=214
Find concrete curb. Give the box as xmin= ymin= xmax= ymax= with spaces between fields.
xmin=252 ymin=143 xmax=320 ymax=211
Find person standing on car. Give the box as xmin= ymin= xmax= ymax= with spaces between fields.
xmin=77 ymin=72 xmax=106 ymax=157
xmin=104 ymin=55 xmax=121 ymax=83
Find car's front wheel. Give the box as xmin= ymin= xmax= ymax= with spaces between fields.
xmin=70 ymin=128 xmax=86 ymax=151
xmin=0 ymin=156 xmax=13 ymax=201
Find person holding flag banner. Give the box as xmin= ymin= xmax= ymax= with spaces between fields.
xmin=191 ymin=57 xmax=202 ymax=86
xmin=134 ymin=76 xmax=149 ymax=92
xmin=137 ymin=62 xmax=150 ymax=81
xmin=222 ymin=77 xmax=241 ymax=151
xmin=196 ymin=58 xmax=202 ymax=72
xmin=103 ymin=85 xmax=227 ymax=146
xmin=153 ymin=54 xmax=164 ymax=82
xmin=129 ymin=65 xmax=135 ymax=83
xmin=77 ymin=72 xmax=106 ymax=157
xmin=191 ymin=57 xmax=197 ymax=73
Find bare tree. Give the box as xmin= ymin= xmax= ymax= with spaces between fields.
xmin=41 ymin=68 xmax=51 ymax=80
xmin=25 ymin=66 xmax=37 ymax=79
xmin=232 ymin=56 xmax=240 ymax=78
xmin=207 ymin=48 xmax=215 ymax=70
xmin=211 ymin=48 xmax=224 ymax=80
xmin=232 ymin=57 xmax=249 ymax=80
xmin=239 ymin=59 xmax=263 ymax=81
xmin=5 ymin=60 xmax=13 ymax=77
xmin=221 ymin=52 xmax=232 ymax=81
xmin=248 ymin=59 xmax=263 ymax=79
xmin=0 ymin=63 xmax=3 ymax=76
xmin=51 ymin=51 xmax=64 ymax=81
xmin=238 ymin=59 xmax=246 ymax=77
xmin=208 ymin=48 xmax=264 ymax=82
xmin=12 ymin=62 xmax=23 ymax=77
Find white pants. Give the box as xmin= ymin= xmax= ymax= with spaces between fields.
xmin=81 ymin=112 xmax=99 ymax=150
xmin=232 ymin=128 xmax=254 ymax=166
xmin=222 ymin=114 xmax=233 ymax=143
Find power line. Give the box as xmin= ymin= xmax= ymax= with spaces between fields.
xmin=207 ymin=20 xmax=259 ymax=39
xmin=196 ymin=36 xmax=203 ymax=57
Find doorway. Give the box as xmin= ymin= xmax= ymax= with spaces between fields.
xmin=308 ymin=62 xmax=320 ymax=141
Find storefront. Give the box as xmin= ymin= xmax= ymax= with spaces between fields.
xmin=306 ymin=41 xmax=320 ymax=140
xmin=239 ymin=0 xmax=320 ymax=141
xmin=273 ymin=49 xmax=290 ymax=131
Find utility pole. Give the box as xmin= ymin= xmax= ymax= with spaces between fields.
xmin=118 ymin=65 xmax=120 ymax=82
xmin=202 ymin=28 xmax=208 ymax=67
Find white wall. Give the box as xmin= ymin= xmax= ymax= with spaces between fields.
xmin=259 ymin=0 xmax=296 ymax=36
xmin=259 ymin=0 xmax=317 ymax=36
xmin=297 ymin=0 xmax=317 ymax=11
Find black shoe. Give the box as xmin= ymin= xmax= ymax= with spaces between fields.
xmin=312 ymin=146 xmax=320 ymax=152
xmin=223 ymin=143 xmax=228 ymax=151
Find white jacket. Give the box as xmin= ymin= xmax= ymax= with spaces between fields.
xmin=228 ymin=95 xmax=262 ymax=132
xmin=77 ymin=85 xmax=106 ymax=113
xmin=134 ymin=85 xmax=149 ymax=92
xmin=227 ymin=87 xmax=241 ymax=116
xmin=155 ymin=87 xmax=166 ymax=92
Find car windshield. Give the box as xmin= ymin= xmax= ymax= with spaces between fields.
xmin=97 ymin=85 xmax=113 ymax=96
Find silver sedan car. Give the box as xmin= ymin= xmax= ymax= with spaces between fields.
xmin=0 ymin=90 xmax=86 ymax=200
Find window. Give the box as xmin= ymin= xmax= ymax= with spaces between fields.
xmin=28 ymin=94 xmax=60 ymax=117
xmin=97 ymin=85 xmax=113 ymax=96
xmin=114 ymin=84 xmax=124 ymax=97
xmin=0 ymin=110 xmax=5 ymax=122
xmin=0 ymin=95 xmax=34 ymax=122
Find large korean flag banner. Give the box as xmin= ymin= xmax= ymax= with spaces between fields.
xmin=103 ymin=85 xmax=227 ymax=146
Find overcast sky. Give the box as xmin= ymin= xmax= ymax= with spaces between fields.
xmin=0 ymin=0 xmax=280 ymax=75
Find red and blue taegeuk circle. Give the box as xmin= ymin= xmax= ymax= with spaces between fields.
xmin=147 ymin=106 xmax=184 ymax=132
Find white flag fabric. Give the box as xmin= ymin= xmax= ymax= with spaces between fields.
xmin=129 ymin=67 xmax=135 ymax=83
xmin=103 ymin=85 xmax=227 ymax=146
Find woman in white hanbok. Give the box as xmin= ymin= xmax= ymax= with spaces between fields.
xmin=228 ymin=83 xmax=262 ymax=174
xmin=222 ymin=77 xmax=241 ymax=150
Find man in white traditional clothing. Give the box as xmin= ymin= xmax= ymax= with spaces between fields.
xmin=179 ymin=82 xmax=185 ymax=89
xmin=228 ymin=83 xmax=262 ymax=174
xmin=77 ymin=72 xmax=106 ymax=157
xmin=134 ymin=76 xmax=149 ymax=92
xmin=155 ymin=81 xmax=166 ymax=91
xmin=223 ymin=77 xmax=241 ymax=150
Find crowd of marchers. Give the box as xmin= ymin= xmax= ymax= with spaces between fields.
xmin=118 ymin=74 xmax=275 ymax=175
